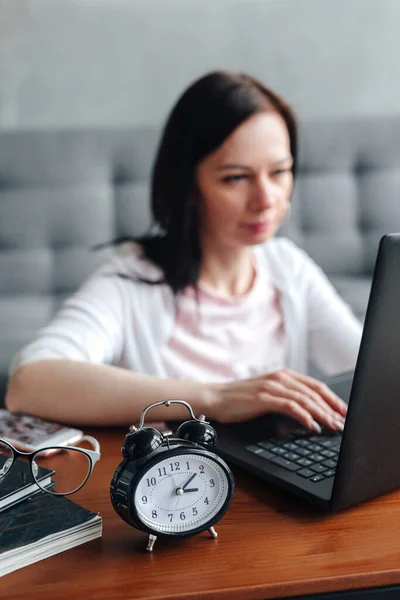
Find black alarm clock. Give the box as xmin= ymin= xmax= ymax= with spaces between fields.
xmin=110 ymin=400 xmax=235 ymax=552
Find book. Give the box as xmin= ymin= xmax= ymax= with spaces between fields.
xmin=0 ymin=454 xmax=53 ymax=512
xmin=0 ymin=409 xmax=83 ymax=452
xmin=0 ymin=492 xmax=102 ymax=577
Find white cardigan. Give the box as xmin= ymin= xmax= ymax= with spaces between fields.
xmin=10 ymin=237 xmax=362 ymax=378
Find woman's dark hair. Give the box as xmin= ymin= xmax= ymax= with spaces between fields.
xmin=133 ymin=70 xmax=297 ymax=294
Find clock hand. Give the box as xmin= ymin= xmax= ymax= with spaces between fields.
xmin=182 ymin=473 xmax=197 ymax=491
xmin=182 ymin=487 xmax=199 ymax=493
xmin=175 ymin=472 xmax=198 ymax=496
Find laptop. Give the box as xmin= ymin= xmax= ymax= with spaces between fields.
xmin=213 ymin=233 xmax=400 ymax=512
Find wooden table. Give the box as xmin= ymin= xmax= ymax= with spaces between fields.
xmin=2 ymin=427 xmax=400 ymax=600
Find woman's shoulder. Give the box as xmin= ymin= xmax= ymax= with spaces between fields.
xmin=96 ymin=241 xmax=163 ymax=281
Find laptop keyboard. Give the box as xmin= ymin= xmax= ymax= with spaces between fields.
xmin=245 ymin=432 xmax=342 ymax=483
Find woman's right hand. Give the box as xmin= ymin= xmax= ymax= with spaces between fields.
xmin=208 ymin=368 xmax=347 ymax=432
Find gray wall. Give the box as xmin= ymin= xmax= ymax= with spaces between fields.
xmin=0 ymin=0 xmax=400 ymax=130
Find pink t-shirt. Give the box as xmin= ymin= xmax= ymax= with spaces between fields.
xmin=161 ymin=252 xmax=285 ymax=382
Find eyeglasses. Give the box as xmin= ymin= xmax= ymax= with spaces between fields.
xmin=0 ymin=435 xmax=101 ymax=496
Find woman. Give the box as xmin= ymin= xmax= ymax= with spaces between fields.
xmin=6 ymin=71 xmax=362 ymax=429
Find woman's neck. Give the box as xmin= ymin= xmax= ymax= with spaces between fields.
xmin=198 ymin=245 xmax=256 ymax=297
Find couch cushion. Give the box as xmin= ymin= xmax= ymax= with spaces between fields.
xmin=280 ymin=117 xmax=400 ymax=277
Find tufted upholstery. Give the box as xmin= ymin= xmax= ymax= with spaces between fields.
xmin=1 ymin=117 xmax=400 ymax=403
xmin=281 ymin=117 xmax=400 ymax=317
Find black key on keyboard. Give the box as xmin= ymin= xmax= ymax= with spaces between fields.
xmin=296 ymin=457 xmax=313 ymax=467
xmin=297 ymin=468 xmax=315 ymax=478
xmin=307 ymin=443 xmax=325 ymax=452
xmin=320 ymin=449 xmax=337 ymax=459
xmin=258 ymin=449 xmax=274 ymax=460
xmin=258 ymin=441 xmax=274 ymax=450
xmin=322 ymin=459 xmax=337 ymax=469
xmin=319 ymin=437 xmax=342 ymax=449
xmin=269 ymin=446 xmax=287 ymax=456
xmin=308 ymin=453 xmax=325 ymax=462
xmin=282 ymin=452 xmax=301 ymax=461
xmin=310 ymin=464 xmax=328 ymax=474
xmin=245 ymin=445 xmax=274 ymax=460
xmin=295 ymin=447 xmax=312 ymax=457
xmin=295 ymin=439 xmax=311 ymax=447
xmin=281 ymin=442 xmax=299 ymax=451
xmin=269 ymin=456 xmax=301 ymax=471
xmin=246 ymin=444 xmax=263 ymax=455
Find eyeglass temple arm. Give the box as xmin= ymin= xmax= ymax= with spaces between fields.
xmin=73 ymin=435 xmax=101 ymax=464
xmin=80 ymin=435 xmax=100 ymax=454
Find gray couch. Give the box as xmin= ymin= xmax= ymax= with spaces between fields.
xmin=1 ymin=117 xmax=400 ymax=404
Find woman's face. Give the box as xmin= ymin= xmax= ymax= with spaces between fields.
xmin=195 ymin=111 xmax=293 ymax=252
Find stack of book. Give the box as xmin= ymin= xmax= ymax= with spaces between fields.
xmin=0 ymin=453 xmax=102 ymax=578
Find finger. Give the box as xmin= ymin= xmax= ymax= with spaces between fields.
xmin=271 ymin=372 xmax=345 ymax=424
xmin=263 ymin=381 xmax=343 ymax=431
xmin=264 ymin=369 xmax=347 ymax=418
xmin=285 ymin=370 xmax=348 ymax=416
xmin=259 ymin=394 xmax=322 ymax=433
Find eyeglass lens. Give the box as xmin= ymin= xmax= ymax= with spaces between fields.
xmin=0 ymin=440 xmax=14 ymax=479
xmin=33 ymin=448 xmax=92 ymax=495
xmin=0 ymin=440 xmax=91 ymax=495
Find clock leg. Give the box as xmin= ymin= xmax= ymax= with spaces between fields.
xmin=146 ymin=534 xmax=157 ymax=552
xmin=208 ymin=526 xmax=218 ymax=538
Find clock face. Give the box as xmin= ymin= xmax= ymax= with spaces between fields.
xmin=133 ymin=451 xmax=232 ymax=534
